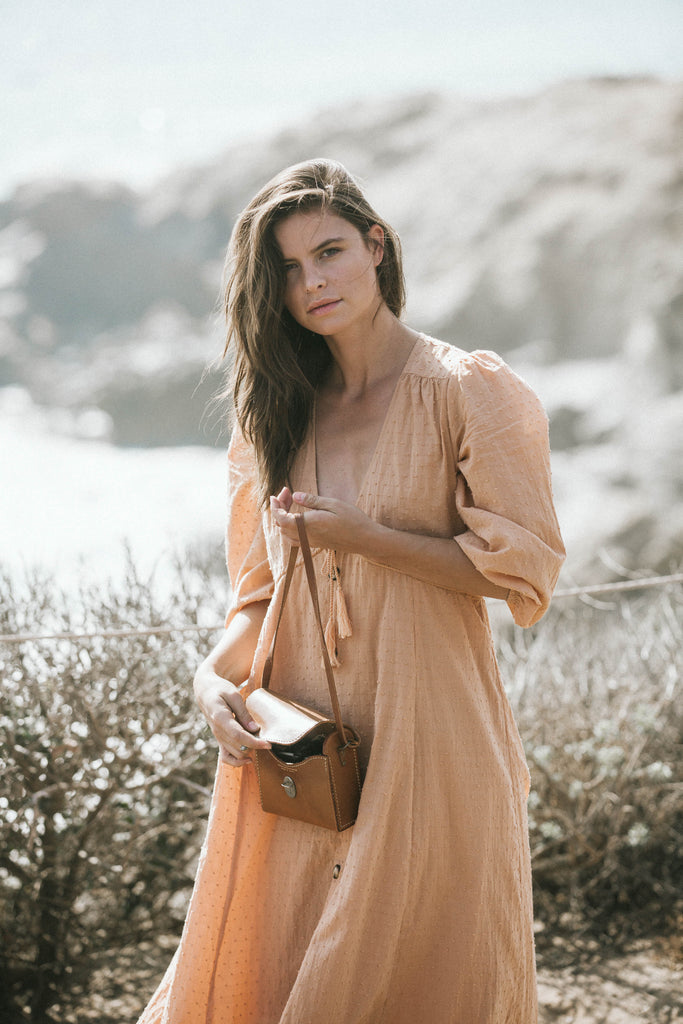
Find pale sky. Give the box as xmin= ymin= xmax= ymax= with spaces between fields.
xmin=2 ymin=0 xmax=681 ymax=196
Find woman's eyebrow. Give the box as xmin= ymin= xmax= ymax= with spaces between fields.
xmin=280 ymin=237 xmax=345 ymax=261
xmin=310 ymin=236 xmax=345 ymax=253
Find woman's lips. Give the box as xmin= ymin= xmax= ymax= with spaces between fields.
xmin=307 ymin=299 xmax=341 ymax=315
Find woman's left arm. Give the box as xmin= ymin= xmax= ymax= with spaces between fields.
xmin=270 ymin=489 xmax=508 ymax=599
xmin=272 ymin=354 xmax=565 ymax=621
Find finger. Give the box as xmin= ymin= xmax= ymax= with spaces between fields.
xmin=218 ymin=717 xmax=269 ymax=761
xmin=226 ymin=721 xmax=271 ymax=753
xmin=276 ymin=486 xmax=293 ymax=511
xmin=270 ymin=502 xmax=287 ymax=524
xmin=292 ymin=491 xmax=334 ymax=511
xmin=270 ymin=505 xmax=300 ymax=542
xmin=209 ymin=701 xmax=269 ymax=757
xmin=222 ymin=695 xmax=271 ymax=753
xmin=220 ymin=745 xmax=252 ymax=767
xmin=225 ymin=720 xmax=271 ymax=757
xmin=269 ymin=488 xmax=293 ymax=515
xmin=224 ymin=690 xmax=263 ymax=737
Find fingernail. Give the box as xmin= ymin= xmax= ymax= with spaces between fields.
xmin=248 ymin=720 xmax=259 ymax=732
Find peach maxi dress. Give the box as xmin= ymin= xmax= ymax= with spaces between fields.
xmin=139 ymin=336 xmax=565 ymax=1024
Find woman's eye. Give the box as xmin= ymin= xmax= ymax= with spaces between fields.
xmin=321 ymin=247 xmax=340 ymax=259
xmin=283 ymin=263 xmax=297 ymax=274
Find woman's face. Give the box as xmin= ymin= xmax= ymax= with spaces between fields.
xmin=274 ymin=209 xmax=384 ymax=336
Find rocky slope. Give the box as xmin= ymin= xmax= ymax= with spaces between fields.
xmin=1 ymin=75 xmax=681 ymax=574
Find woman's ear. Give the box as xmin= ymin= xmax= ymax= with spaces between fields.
xmin=367 ymin=223 xmax=385 ymax=265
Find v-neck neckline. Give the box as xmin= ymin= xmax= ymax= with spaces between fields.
xmin=310 ymin=333 xmax=423 ymax=509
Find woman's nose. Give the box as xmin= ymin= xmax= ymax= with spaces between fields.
xmin=303 ymin=263 xmax=325 ymax=291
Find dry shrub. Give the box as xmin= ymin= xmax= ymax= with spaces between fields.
xmin=0 ymin=552 xmax=227 ymax=1023
xmin=0 ymin=559 xmax=680 ymax=1020
xmin=497 ymin=583 xmax=683 ymax=950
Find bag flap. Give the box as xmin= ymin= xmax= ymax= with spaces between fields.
xmin=245 ymin=688 xmax=332 ymax=744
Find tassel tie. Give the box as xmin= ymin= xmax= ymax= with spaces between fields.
xmin=321 ymin=549 xmax=352 ymax=667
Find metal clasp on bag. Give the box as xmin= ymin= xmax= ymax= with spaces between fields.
xmin=337 ymin=736 xmax=357 ymax=767
xmin=281 ymin=776 xmax=297 ymax=798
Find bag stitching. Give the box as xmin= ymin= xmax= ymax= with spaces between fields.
xmin=254 ymin=748 xmax=359 ymax=831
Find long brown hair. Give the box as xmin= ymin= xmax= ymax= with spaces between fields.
xmin=222 ymin=158 xmax=406 ymax=505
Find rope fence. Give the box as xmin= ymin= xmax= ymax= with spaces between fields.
xmin=553 ymin=572 xmax=683 ymax=598
xmin=0 ymin=572 xmax=681 ymax=645
xmin=0 ymin=623 xmax=222 ymax=644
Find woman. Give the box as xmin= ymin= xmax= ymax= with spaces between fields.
xmin=139 ymin=159 xmax=565 ymax=1023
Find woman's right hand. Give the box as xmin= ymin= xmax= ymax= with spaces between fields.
xmin=193 ymin=662 xmax=271 ymax=767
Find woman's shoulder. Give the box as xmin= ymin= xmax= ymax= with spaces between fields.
xmin=409 ymin=334 xmax=511 ymax=384
xmin=227 ymin=422 xmax=260 ymax=486
xmin=409 ymin=335 xmax=545 ymax=421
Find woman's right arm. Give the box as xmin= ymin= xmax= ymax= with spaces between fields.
xmin=193 ymin=599 xmax=272 ymax=767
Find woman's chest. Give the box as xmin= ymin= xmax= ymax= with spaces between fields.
xmin=313 ymin=378 xmax=399 ymax=505
xmin=290 ymin=381 xmax=465 ymax=540
xmin=314 ymin=408 xmax=387 ymax=505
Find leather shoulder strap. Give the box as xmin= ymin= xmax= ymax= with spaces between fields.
xmin=261 ymin=514 xmax=348 ymax=745
xmin=261 ymin=542 xmax=298 ymax=691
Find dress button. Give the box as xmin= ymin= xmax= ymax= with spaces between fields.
xmin=333 ymin=864 xmax=341 ymax=879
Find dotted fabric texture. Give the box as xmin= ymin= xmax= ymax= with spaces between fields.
xmin=138 ymin=336 xmax=565 ymax=1024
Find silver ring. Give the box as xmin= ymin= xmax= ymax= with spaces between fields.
xmin=239 ymin=745 xmax=249 ymax=752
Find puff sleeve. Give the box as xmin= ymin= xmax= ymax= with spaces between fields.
xmin=451 ymin=351 xmax=565 ymax=627
xmin=224 ymin=428 xmax=274 ymax=629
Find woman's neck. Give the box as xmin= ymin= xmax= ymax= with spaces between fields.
xmin=322 ymin=308 xmax=418 ymax=399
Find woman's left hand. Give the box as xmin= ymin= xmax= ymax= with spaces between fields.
xmin=271 ymin=487 xmax=511 ymax=600
xmin=270 ymin=487 xmax=378 ymax=554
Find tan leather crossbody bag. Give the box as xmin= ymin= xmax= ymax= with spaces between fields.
xmin=245 ymin=515 xmax=362 ymax=831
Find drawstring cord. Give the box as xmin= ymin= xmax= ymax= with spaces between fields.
xmin=322 ymin=549 xmax=352 ymax=666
